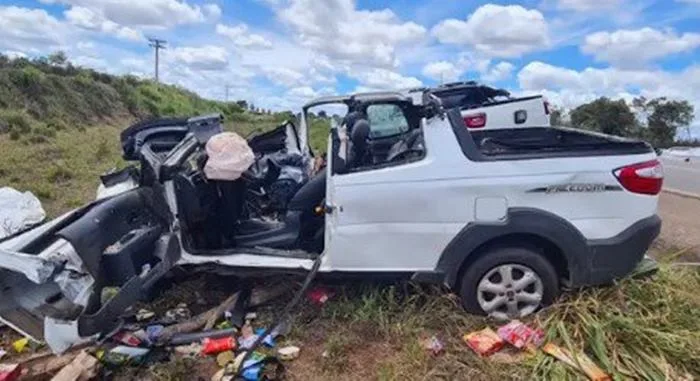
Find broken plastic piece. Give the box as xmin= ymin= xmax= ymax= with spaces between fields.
xmin=146 ymin=325 xmax=165 ymax=343
xmin=497 ymin=320 xmax=544 ymax=350
xmin=543 ymin=343 xmax=611 ymax=381
xmin=0 ymin=364 xmax=21 ymax=381
xmin=463 ymin=328 xmax=505 ymax=357
xmin=277 ymin=346 xmax=300 ymax=361
xmin=169 ymin=328 xmax=238 ymax=346
xmin=216 ymin=351 xmax=235 ymax=367
xmin=202 ymin=337 xmax=237 ymax=355
xmin=255 ymin=328 xmax=275 ymax=347
xmin=135 ymin=309 xmax=155 ymax=322
xmin=162 ymin=305 xmax=191 ymax=325
xmin=240 ymin=356 xmax=264 ymax=381
xmin=12 ymin=338 xmax=29 ymax=353
xmin=112 ymin=331 xmax=142 ymax=347
xmin=101 ymin=346 xmax=150 ymax=366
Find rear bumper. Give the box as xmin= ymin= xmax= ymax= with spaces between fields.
xmin=585 ymin=214 xmax=661 ymax=285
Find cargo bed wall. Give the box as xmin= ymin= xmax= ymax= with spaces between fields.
xmin=447 ymin=110 xmax=653 ymax=161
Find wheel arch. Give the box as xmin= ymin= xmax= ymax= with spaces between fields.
xmin=435 ymin=208 xmax=590 ymax=289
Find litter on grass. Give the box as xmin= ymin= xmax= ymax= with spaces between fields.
xmin=463 ymin=328 xmax=505 ymax=357
xmin=496 ymin=320 xmax=544 ymax=350
xmin=11 ymin=338 xmax=29 ymax=353
xmin=277 ymin=346 xmax=300 ymax=361
xmin=419 ymin=335 xmax=445 ymax=356
xmin=202 ymin=337 xmax=237 ymax=355
xmin=0 ymin=187 xmax=45 ymax=239
xmin=0 ymin=363 xmax=21 ymax=381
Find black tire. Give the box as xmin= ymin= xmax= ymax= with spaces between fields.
xmin=459 ymin=246 xmax=559 ymax=317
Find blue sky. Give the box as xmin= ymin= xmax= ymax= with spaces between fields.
xmin=1 ymin=0 xmax=699 ymax=134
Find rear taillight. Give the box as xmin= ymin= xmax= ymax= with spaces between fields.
xmin=614 ymin=160 xmax=663 ymax=195
xmin=544 ymin=100 xmax=550 ymax=115
xmin=464 ymin=113 xmax=487 ymax=128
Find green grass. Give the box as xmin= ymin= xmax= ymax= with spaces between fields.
xmin=0 ymin=53 xmax=331 ymax=216
xmin=282 ymin=264 xmax=700 ymax=380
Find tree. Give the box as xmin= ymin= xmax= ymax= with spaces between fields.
xmin=48 ymin=51 xmax=68 ymax=67
xmin=570 ymin=97 xmax=636 ymax=136
xmin=235 ymin=100 xmax=248 ymax=110
xmin=633 ymin=97 xmax=694 ymax=148
xmin=549 ymin=106 xmax=569 ymax=126
xmin=318 ymin=110 xmax=328 ymax=118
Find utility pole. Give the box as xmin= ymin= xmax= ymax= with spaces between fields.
xmin=225 ymin=84 xmax=233 ymax=102
xmin=148 ymin=37 xmax=167 ymax=83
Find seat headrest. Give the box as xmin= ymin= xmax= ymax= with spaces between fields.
xmin=351 ymin=119 xmax=370 ymax=147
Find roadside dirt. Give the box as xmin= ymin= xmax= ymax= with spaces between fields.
xmin=655 ymin=192 xmax=700 ymax=261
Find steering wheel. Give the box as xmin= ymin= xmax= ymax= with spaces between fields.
xmin=386 ymin=148 xmax=423 ymax=163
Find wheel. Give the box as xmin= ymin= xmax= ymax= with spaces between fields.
xmin=459 ymin=246 xmax=559 ymax=320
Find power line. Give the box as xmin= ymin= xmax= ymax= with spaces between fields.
xmin=148 ymin=37 xmax=167 ymax=83
xmin=225 ymin=84 xmax=234 ymax=102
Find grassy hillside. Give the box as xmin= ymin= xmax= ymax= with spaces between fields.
xmin=0 ymin=54 xmax=329 ymax=215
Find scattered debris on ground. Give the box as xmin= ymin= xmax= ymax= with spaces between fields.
xmin=0 ymin=262 xmax=698 ymax=380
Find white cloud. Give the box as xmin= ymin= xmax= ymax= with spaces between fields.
xmin=432 ymin=4 xmax=549 ymax=58
xmin=0 ymin=6 xmax=70 ymax=51
xmin=41 ymin=0 xmax=208 ymax=28
xmin=422 ymin=61 xmax=464 ymax=82
xmin=277 ymin=0 xmax=426 ymax=67
xmin=262 ymin=67 xmax=305 ymax=87
xmin=352 ymin=68 xmax=422 ymax=90
xmin=556 ymin=0 xmax=623 ymax=11
xmin=203 ymin=4 xmax=222 ymax=20
xmin=582 ymin=28 xmax=700 ymax=67
xmin=287 ymin=86 xmax=318 ymax=98
xmin=421 ymin=55 xmax=514 ymax=84
xmin=216 ymin=24 xmax=273 ymax=49
xmin=3 ymin=50 xmax=27 ymax=59
xmin=517 ymin=61 xmax=700 ymax=118
xmin=65 ymin=6 xmax=143 ymax=41
xmin=481 ymin=61 xmax=515 ymax=82
xmin=72 ymin=55 xmax=109 ymax=70
xmin=169 ymin=45 xmax=229 ymax=71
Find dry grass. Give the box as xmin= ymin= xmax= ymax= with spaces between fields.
xmin=279 ymin=264 xmax=699 ymax=380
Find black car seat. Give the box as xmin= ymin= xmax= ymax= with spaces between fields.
xmin=348 ymin=119 xmax=371 ymax=168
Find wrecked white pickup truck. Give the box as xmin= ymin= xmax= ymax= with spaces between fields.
xmin=0 ymin=89 xmax=662 ymax=353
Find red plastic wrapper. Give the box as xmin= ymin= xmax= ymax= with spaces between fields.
xmin=463 ymin=328 xmax=505 ymax=356
xmin=201 ymin=336 xmax=237 ymax=355
xmin=306 ymin=287 xmax=333 ymax=306
xmin=112 ymin=331 xmax=142 ymax=347
xmin=497 ymin=320 xmax=544 ymax=349
xmin=0 ymin=364 xmax=21 ymax=381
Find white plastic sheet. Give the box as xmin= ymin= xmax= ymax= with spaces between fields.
xmin=0 ymin=187 xmax=46 ymax=239
xmin=204 ymin=132 xmax=255 ymax=181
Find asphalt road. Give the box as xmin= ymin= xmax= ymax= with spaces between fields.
xmin=660 ymin=156 xmax=700 ymax=195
